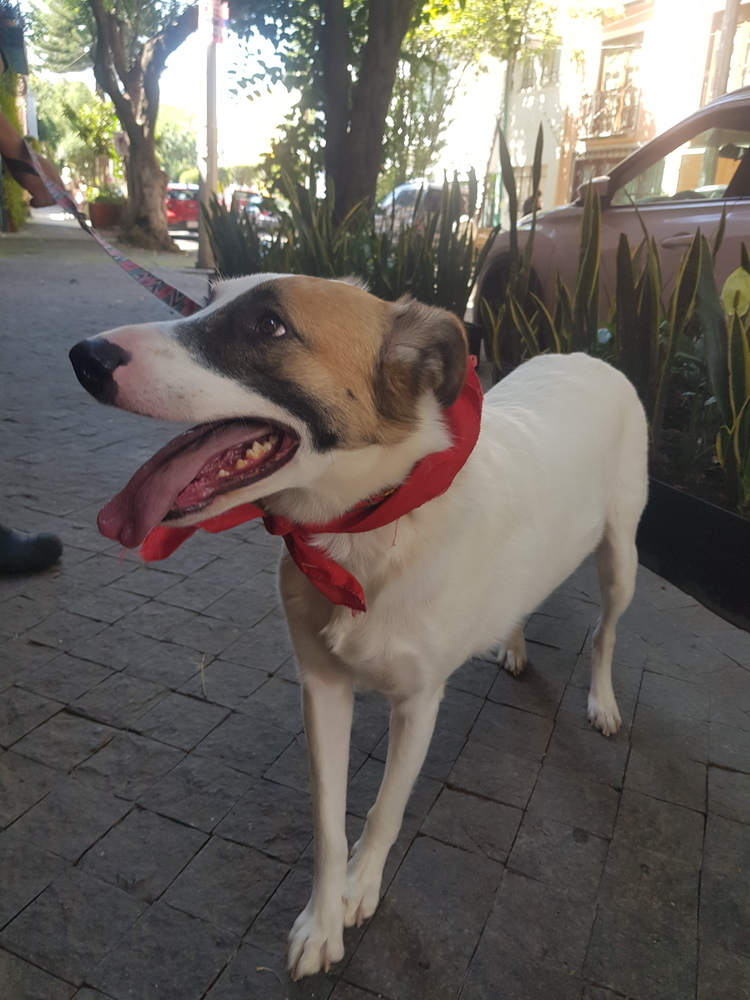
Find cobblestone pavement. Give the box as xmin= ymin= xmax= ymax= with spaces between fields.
xmin=1 ymin=215 xmax=749 ymax=1000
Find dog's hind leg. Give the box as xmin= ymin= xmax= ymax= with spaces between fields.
xmin=588 ymin=523 xmax=638 ymax=735
xmin=345 ymin=685 xmax=443 ymax=927
xmin=497 ymin=623 xmax=527 ymax=675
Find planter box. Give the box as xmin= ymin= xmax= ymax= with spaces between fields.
xmin=637 ymin=479 xmax=750 ymax=631
xmin=89 ymin=202 xmax=124 ymax=229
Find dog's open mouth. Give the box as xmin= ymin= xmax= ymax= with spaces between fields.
xmin=97 ymin=419 xmax=299 ymax=549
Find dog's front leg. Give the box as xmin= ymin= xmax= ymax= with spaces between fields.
xmin=345 ymin=686 xmax=443 ymax=927
xmin=288 ymin=671 xmax=354 ymax=980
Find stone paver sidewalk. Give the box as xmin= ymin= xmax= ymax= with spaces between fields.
xmin=1 ymin=216 xmax=749 ymax=1000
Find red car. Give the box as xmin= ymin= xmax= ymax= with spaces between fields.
xmin=165 ymin=183 xmax=199 ymax=231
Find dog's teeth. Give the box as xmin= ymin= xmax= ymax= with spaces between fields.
xmin=235 ymin=458 xmax=249 ymax=470
xmin=217 ymin=469 xmax=230 ymax=478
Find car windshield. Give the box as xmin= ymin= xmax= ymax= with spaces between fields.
xmin=611 ymin=125 xmax=750 ymax=205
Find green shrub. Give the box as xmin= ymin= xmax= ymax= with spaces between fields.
xmin=0 ymin=68 xmax=28 ymax=231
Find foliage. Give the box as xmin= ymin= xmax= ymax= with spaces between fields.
xmin=89 ymin=184 xmax=126 ymax=203
xmin=0 ymin=68 xmax=27 ymax=230
xmin=711 ymin=255 xmax=750 ymax=515
xmin=203 ymin=168 xmax=498 ymax=320
xmin=29 ymin=0 xmax=198 ymax=249
xmin=156 ymin=106 xmax=197 ymax=182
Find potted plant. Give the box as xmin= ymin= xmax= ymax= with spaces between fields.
xmin=88 ymin=186 xmax=126 ymax=229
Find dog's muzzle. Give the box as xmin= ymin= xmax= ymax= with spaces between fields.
xmin=69 ymin=338 xmax=130 ymax=405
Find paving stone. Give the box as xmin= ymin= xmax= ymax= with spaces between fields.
xmin=630 ymin=700 xmax=710 ymax=762
xmin=0 ymin=867 xmax=146 ymax=986
xmin=709 ymin=721 xmax=750 ymax=773
xmin=446 ymin=656 xmax=499 ymax=698
xmin=215 ymin=776 xmax=313 ymax=864
xmin=697 ymin=943 xmax=750 ymax=1000
xmin=115 ymin=599 xmax=197 ymax=641
xmin=707 ymin=765 xmax=750 ymax=824
xmin=220 ymin=611 xmax=294 ymax=673
xmin=70 ymin=625 xmax=167 ymax=672
xmin=461 ymin=950 xmax=584 ymax=1000
xmin=346 ymin=836 xmax=503 ymax=1000
xmin=0 ymin=748 xmax=59 ymax=827
xmin=0 ymin=686 xmax=62 ymax=747
xmin=237 ymin=675 xmax=304 ymax=734
xmin=0 ymin=830 xmax=70 ymax=929
xmin=350 ymin=690 xmax=391 ymax=754
xmin=12 ymin=711 xmax=118 ymax=772
xmin=448 ymin=738 xmax=540 ymax=809
xmin=178 ymin=658 xmax=267 ymax=707
xmin=583 ymin=898 xmax=697 ymax=1000
xmin=265 ymin=736 xmax=366 ymax=795
xmin=167 ymin=613 xmax=246 ymax=657
xmin=133 ymin=691 xmax=229 ymax=750
xmin=0 ymin=594 xmax=57 ymax=632
xmin=469 ymin=700 xmax=554 ymax=760
xmin=329 ymin=984 xmax=383 ymax=1000
xmin=345 ymin=758 xmax=441 ymax=837
xmin=206 ymin=942 xmax=335 ymax=1000
xmin=202 ymin=582 xmax=279 ymax=626
xmin=700 ymin=815 xmax=750 ymax=957
xmin=7 ymin=777 xmax=131 ymax=861
xmin=111 ymin=564 xmax=184 ymax=597
xmin=543 ymin=722 xmax=630 ymax=790
xmin=488 ymin=643 xmax=573 ymax=719
xmin=139 ymin=753 xmax=254 ymax=831
xmin=194 ymin=712 xmax=295 ymax=776
xmin=597 ymin=835 xmax=700 ymax=916
xmin=157 ymin=576 xmax=232 ymax=613
xmin=73 ymin=731 xmax=184 ymax=799
xmin=87 ymin=901 xmax=237 ymax=1000
xmin=21 ymin=610 xmax=107 ymax=652
xmin=527 ymin=763 xmax=621 ymax=839
xmin=610 ymin=790 xmax=705 ymax=867
xmin=69 ymin=585 xmax=148 ymax=625
xmin=0 ymin=636 xmax=60 ymax=691
xmin=164 ymin=835 xmax=288 ymax=936
xmin=420 ymin=787 xmax=521 ymax=863
xmin=16 ymin=653 xmax=113 ymax=703
xmin=625 ymin=744 xmax=707 ymax=812
xmin=69 ymin=672 xmax=169 ymax=728
xmin=0 ymin=948 xmax=76 ymax=1000
xmin=507 ymin=813 xmax=609 ymax=901
xmin=79 ymin=807 xmax=207 ymax=901
xmin=638 ymin=668 xmax=710 ymax=720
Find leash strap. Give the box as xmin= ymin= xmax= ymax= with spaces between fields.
xmin=22 ymin=145 xmax=205 ymax=318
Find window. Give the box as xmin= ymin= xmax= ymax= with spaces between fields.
xmin=611 ymin=126 xmax=750 ymax=206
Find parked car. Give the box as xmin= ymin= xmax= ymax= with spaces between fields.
xmin=230 ymin=189 xmax=280 ymax=234
xmin=376 ymin=178 xmax=471 ymax=233
xmin=165 ymin=183 xmax=199 ymax=231
xmin=473 ymin=86 xmax=750 ymax=322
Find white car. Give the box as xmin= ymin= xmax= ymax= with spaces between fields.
xmin=473 ymin=86 xmax=750 ymax=320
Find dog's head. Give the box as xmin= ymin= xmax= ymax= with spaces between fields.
xmin=69 ymin=274 xmax=468 ymax=547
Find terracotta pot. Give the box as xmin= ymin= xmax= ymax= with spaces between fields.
xmin=88 ymin=201 xmax=123 ymax=229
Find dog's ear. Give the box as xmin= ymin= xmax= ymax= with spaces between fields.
xmin=376 ymin=297 xmax=468 ymax=424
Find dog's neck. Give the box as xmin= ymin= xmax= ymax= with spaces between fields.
xmin=261 ymin=393 xmax=452 ymax=526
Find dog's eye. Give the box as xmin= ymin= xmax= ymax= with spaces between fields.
xmin=257 ymin=313 xmax=286 ymax=338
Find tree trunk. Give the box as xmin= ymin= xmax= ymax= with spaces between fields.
xmin=326 ymin=0 xmax=417 ymax=219
xmin=123 ymin=132 xmax=171 ymax=249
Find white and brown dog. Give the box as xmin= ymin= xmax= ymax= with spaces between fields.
xmin=70 ymin=273 xmax=648 ymax=980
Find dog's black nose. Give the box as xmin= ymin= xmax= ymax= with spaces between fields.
xmin=69 ymin=339 xmax=130 ymax=404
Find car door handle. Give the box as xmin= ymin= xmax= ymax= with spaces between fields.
xmin=660 ymin=234 xmax=696 ymax=249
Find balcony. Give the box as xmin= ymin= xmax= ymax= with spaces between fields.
xmin=580 ymin=85 xmax=641 ymax=138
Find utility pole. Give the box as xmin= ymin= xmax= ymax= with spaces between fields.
xmin=197 ymin=0 xmax=220 ymax=270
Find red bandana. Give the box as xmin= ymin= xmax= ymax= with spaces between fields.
xmin=139 ymin=358 xmax=483 ymax=612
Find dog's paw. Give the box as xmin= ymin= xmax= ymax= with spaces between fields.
xmin=287 ymin=903 xmax=345 ymax=981
xmin=587 ymin=693 xmax=621 ymax=737
xmin=344 ymin=843 xmax=383 ymax=928
xmin=497 ymin=634 xmax=526 ymax=675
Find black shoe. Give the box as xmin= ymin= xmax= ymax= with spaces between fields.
xmin=0 ymin=525 xmax=63 ymax=575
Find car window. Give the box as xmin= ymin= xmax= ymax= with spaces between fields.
xmin=611 ymin=125 xmax=750 ymax=205
xmin=395 ymin=188 xmax=419 ymax=208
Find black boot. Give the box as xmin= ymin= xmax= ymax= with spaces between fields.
xmin=0 ymin=524 xmax=63 ymax=575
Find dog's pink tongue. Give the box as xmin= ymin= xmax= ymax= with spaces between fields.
xmin=98 ymin=422 xmax=270 ymax=549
